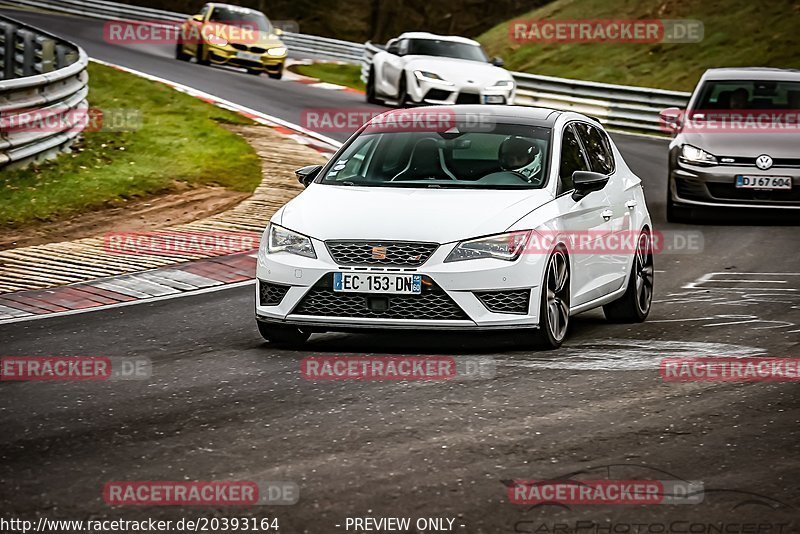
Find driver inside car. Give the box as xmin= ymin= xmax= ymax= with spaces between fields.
xmin=498 ymin=135 xmax=542 ymax=181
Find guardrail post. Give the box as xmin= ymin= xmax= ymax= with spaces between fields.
xmin=0 ymin=20 xmax=16 ymax=80
xmin=35 ymin=34 xmax=56 ymax=73
xmin=14 ymin=27 xmax=35 ymax=77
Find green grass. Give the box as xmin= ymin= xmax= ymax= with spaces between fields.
xmin=478 ymin=0 xmax=800 ymax=91
xmin=289 ymin=63 xmax=365 ymax=92
xmin=0 ymin=62 xmax=261 ymax=228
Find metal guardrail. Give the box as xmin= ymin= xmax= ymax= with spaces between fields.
xmin=362 ymin=42 xmax=690 ymax=134
xmin=1 ymin=0 xmax=690 ymax=135
xmin=0 ymin=13 xmax=88 ymax=168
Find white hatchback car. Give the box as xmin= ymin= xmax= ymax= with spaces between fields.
xmin=256 ymin=106 xmax=654 ymax=348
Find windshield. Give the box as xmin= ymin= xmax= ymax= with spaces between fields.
xmin=407 ymin=39 xmax=488 ymax=62
xmin=319 ymin=124 xmax=551 ymax=189
xmin=208 ymin=6 xmax=271 ymax=33
xmin=695 ymin=80 xmax=800 ymax=110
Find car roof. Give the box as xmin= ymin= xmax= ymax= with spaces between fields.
xmin=207 ymin=3 xmax=259 ymax=13
xmin=700 ymin=67 xmax=800 ymax=82
xmin=370 ymin=105 xmax=562 ymax=128
xmin=395 ymin=32 xmax=480 ymax=47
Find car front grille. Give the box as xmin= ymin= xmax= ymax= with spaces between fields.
xmin=424 ymin=88 xmax=453 ymax=101
xmin=292 ymin=274 xmax=468 ymax=321
xmin=475 ymin=289 xmax=531 ymax=315
xmin=325 ymin=241 xmax=438 ymax=267
xmin=455 ymin=92 xmax=481 ymax=104
xmin=231 ymin=43 xmax=248 ymax=51
xmin=259 ymin=281 xmax=290 ymax=306
xmin=719 ymin=156 xmax=800 ymax=168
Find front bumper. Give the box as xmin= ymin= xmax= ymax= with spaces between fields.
xmin=669 ymin=157 xmax=800 ymax=209
xmin=207 ymin=45 xmax=285 ymax=72
xmin=409 ymin=78 xmax=515 ymax=106
xmin=255 ymin=239 xmax=545 ymax=331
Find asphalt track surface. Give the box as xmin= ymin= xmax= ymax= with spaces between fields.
xmin=1 ymin=8 xmax=799 ymax=534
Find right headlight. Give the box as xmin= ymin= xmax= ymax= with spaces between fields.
xmin=445 ymin=231 xmax=530 ymax=263
xmin=680 ymin=144 xmax=718 ymax=165
xmin=264 ymin=224 xmax=316 ymax=258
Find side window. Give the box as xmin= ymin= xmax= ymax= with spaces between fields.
xmin=559 ymin=125 xmax=589 ymax=193
xmin=575 ymin=123 xmax=615 ymax=175
xmin=199 ymin=4 xmax=209 ymax=18
xmin=326 ymin=138 xmax=376 ymax=182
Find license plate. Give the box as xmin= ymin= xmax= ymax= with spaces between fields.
xmin=333 ymin=272 xmax=421 ymax=295
xmin=735 ymin=175 xmax=792 ymax=190
xmin=236 ymin=51 xmax=261 ymax=62
xmin=484 ymin=95 xmax=505 ymax=104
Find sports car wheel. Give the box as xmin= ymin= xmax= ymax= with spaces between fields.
xmin=175 ymin=42 xmax=190 ymax=61
xmin=603 ymin=229 xmax=654 ymax=322
xmin=534 ymin=248 xmax=570 ymax=349
xmin=366 ymin=69 xmax=381 ymax=104
xmin=196 ymin=44 xmax=210 ymax=66
xmin=396 ymin=72 xmax=408 ymax=107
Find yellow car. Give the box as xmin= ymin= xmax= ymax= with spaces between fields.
xmin=176 ymin=2 xmax=288 ymax=79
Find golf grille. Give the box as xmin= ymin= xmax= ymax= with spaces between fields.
xmin=475 ymin=289 xmax=531 ymax=315
xmin=325 ymin=241 xmax=438 ymax=267
xmin=259 ymin=281 xmax=290 ymax=306
xmin=293 ymin=275 xmax=467 ymax=320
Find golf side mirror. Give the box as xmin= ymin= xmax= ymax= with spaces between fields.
xmin=490 ymin=56 xmax=504 ymax=67
xmin=659 ymin=107 xmax=684 ymax=134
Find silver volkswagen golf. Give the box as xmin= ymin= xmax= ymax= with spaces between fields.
xmin=660 ymin=68 xmax=800 ymax=222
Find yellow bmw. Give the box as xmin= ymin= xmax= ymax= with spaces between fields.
xmin=176 ymin=2 xmax=288 ymax=79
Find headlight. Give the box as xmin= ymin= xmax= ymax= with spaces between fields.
xmin=413 ymin=70 xmax=454 ymax=85
xmin=265 ymin=224 xmax=315 ymax=258
xmin=267 ymin=46 xmax=287 ymax=57
xmin=680 ymin=144 xmax=717 ymax=165
xmin=445 ymin=231 xmax=530 ymax=263
xmin=492 ymin=80 xmax=514 ymax=88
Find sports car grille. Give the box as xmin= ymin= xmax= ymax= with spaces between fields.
xmin=325 ymin=241 xmax=438 ymax=267
xmin=455 ymin=92 xmax=481 ymax=104
xmin=475 ymin=289 xmax=531 ymax=315
xmin=230 ymin=43 xmax=267 ymax=54
xmin=293 ymin=275 xmax=468 ymax=320
xmin=259 ymin=281 xmax=290 ymax=306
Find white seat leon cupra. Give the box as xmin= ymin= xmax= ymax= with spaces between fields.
xmin=255 ymin=106 xmax=654 ymax=348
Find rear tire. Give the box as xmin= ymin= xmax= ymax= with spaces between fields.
xmin=175 ymin=42 xmax=190 ymax=61
xmin=257 ymin=321 xmax=310 ymax=346
xmin=532 ymin=247 xmax=570 ymax=349
xmin=603 ymin=230 xmax=654 ymax=323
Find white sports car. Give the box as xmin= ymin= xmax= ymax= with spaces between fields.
xmin=255 ymin=106 xmax=654 ymax=349
xmin=366 ymin=32 xmax=515 ymax=106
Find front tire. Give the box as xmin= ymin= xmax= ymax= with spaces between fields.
xmin=267 ymin=67 xmax=283 ymax=80
xmin=603 ymin=230 xmax=654 ymax=323
xmin=533 ymin=247 xmax=570 ymax=349
xmin=366 ymin=68 xmax=381 ymax=104
xmin=257 ymin=321 xmax=310 ymax=346
xmin=196 ymin=44 xmax=210 ymax=66
xmin=247 ymin=68 xmax=262 ymax=76
xmin=396 ymin=72 xmax=409 ymax=108
xmin=175 ymin=42 xmax=190 ymax=61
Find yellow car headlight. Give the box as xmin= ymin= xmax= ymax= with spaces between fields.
xmin=267 ymin=46 xmax=287 ymax=57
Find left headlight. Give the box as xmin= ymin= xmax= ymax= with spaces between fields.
xmin=267 ymin=46 xmax=287 ymax=57
xmin=264 ymin=224 xmax=316 ymax=258
xmin=492 ymin=80 xmax=514 ymax=88
xmin=445 ymin=231 xmax=530 ymax=263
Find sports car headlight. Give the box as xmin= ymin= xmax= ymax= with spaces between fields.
xmin=413 ymin=70 xmax=454 ymax=86
xmin=445 ymin=231 xmax=530 ymax=263
xmin=680 ymin=144 xmax=718 ymax=165
xmin=265 ymin=224 xmax=315 ymax=258
xmin=492 ymin=80 xmax=514 ymax=88
xmin=267 ymin=46 xmax=287 ymax=57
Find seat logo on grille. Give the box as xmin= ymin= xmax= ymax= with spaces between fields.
xmin=371 ymin=246 xmax=387 ymax=260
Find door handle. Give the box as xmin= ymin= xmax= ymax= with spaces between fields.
xmin=625 ymin=200 xmax=638 ymax=210
xmin=601 ymin=209 xmax=613 ymax=221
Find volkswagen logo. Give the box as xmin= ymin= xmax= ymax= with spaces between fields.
xmin=755 ymin=154 xmax=773 ymax=170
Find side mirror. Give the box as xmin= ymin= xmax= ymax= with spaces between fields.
xmin=571 ymin=171 xmax=609 ymax=201
xmin=295 ymin=164 xmax=322 ymax=187
xmin=659 ymin=107 xmax=684 ymax=134
xmin=490 ymin=56 xmax=504 ymax=67
xmin=274 ymin=28 xmax=284 ymax=36
xmin=192 ymin=14 xmax=204 ymax=22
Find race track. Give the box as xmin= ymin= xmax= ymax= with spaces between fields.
xmin=1 ymin=7 xmax=799 ymax=533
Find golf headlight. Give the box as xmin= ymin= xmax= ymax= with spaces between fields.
xmin=265 ymin=224 xmax=315 ymax=258
xmin=267 ymin=46 xmax=287 ymax=57
xmin=680 ymin=144 xmax=717 ymax=165
xmin=413 ymin=70 xmax=454 ymax=85
xmin=445 ymin=231 xmax=530 ymax=262
xmin=492 ymin=80 xmax=514 ymax=88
